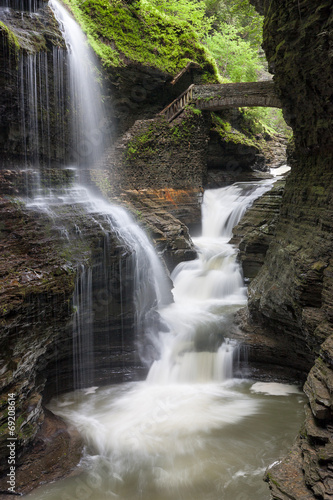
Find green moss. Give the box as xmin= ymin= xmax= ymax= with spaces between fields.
xmin=211 ymin=113 xmax=258 ymax=148
xmin=0 ymin=21 xmax=20 ymax=60
xmin=126 ymin=124 xmax=159 ymax=160
xmin=188 ymin=105 xmax=202 ymax=116
xmin=125 ymin=108 xmax=201 ymax=161
xmin=62 ymin=0 xmax=219 ymax=79
xmin=265 ymin=472 xmax=281 ymax=489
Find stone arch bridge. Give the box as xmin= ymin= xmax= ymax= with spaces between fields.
xmin=160 ymin=81 xmax=281 ymax=122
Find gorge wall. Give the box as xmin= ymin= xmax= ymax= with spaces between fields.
xmin=248 ymin=0 xmax=333 ymax=498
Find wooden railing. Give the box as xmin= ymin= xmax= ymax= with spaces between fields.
xmin=159 ymin=84 xmax=194 ymax=122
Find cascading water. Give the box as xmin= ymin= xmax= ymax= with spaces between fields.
xmin=27 ymin=177 xmax=305 ymax=500
xmin=22 ymin=0 xmax=169 ymax=389
xmin=0 ymin=0 xmax=43 ymax=11
xmin=147 ymin=180 xmax=277 ymax=384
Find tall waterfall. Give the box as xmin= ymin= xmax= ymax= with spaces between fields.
xmin=19 ymin=0 xmax=169 ymax=389
xmin=27 ymin=176 xmax=305 ymax=500
xmin=5 ymin=3 xmax=305 ymax=499
xmin=50 ymin=0 xmax=107 ymax=166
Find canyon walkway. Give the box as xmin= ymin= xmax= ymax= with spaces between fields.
xmin=160 ymin=81 xmax=281 ymax=122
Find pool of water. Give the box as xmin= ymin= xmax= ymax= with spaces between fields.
xmin=27 ymin=380 xmax=305 ymax=500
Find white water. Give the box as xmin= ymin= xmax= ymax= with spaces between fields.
xmin=27 ymin=183 xmax=170 ymax=388
xmin=26 ymin=176 xmax=305 ymax=500
xmin=30 ymin=380 xmax=303 ymax=500
xmin=147 ymin=180 xmax=277 ymax=385
xmin=10 ymin=1 xmax=168 ymax=390
xmin=50 ymin=0 xmax=107 ymax=166
xmin=18 ymin=0 xmax=168 ymax=388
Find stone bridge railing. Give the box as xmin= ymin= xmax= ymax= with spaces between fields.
xmin=159 ymin=80 xmax=281 ymax=122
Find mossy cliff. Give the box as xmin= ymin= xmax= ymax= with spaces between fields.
xmin=248 ymin=1 xmax=333 ymax=497
xmin=62 ymin=0 xmax=218 ymax=77
xmin=62 ymin=0 xmax=219 ymax=134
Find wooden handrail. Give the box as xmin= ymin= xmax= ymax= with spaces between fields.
xmin=159 ymin=84 xmax=195 ymax=122
xmin=170 ymin=62 xmax=200 ymax=85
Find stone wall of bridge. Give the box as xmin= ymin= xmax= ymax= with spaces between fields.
xmin=194 ymin=80 xmax=281 ymax=110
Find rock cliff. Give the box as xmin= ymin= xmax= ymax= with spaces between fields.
xmin=248 ymin=0 xmax=333 ymax=497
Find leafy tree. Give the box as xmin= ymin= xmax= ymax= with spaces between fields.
xmin=205 ymin=23 xmax=261 ymax=81
xmin=141 ymin=0 xmax=265 ymax=83
xmin=141 ymin=0 xmax=213 ymax=38
xmin=205 ymin=0 xmax=263 ymax=47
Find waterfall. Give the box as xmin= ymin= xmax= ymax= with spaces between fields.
xmin=73 ymin=265 xmax=94 ymax=390
xmin=16 ymin=0 xmax=168 ymax=389
xmin=2 ymin=1 xmax=305 ymax=497
xmin=12 ymin=0 xmax=280 ymax=391
xmin=15 ymin=39 xmax=69 ymax=174
xmin=8 ymin=0 xmax=107 ymax=171
xmin=27 ymin=176 xmax=305 ymax=500
xmin=50 ymin=0 xmax=107 ymax=166
xmin=0 ymin=0 xmax=43 ymax=11
xmin=147 ymin=180 xmax=276 ymax=384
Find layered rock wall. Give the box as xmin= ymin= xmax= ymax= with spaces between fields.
xmin=0 ymin=188 xmax=164 ymax=494
xmin=249 ymin=0 xmax=333 ymax=497
xmin=0 ymin=3 xmax=71 ymax=167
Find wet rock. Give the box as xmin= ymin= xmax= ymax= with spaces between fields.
xmin=0 ymin=4 xmax=70 ymax=167
xmin=231 ymin=307 xmax=310 ymax=381
xmin=118 ymin=188 xmax=199 ymax=270
xmin=0 ymin=408 xmax=83 ymax=497
xmin=0 ymin=193 xmax=168 ymax=487
xmin=265 ymin=437 xmax=316 ymax=500
xmin=265 ymin=442 xmax=315 ymax=500
xmin=265 ymin=337 xmax=333 ymax=499
xmin=231 ymin=178 xmax=286 ymax=280
xmin=304 ymin=352 xmax=333 ymax=422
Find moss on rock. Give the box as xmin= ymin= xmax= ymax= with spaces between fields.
xmin=62 ymin=0 xmax=218 ymax=79
xmin=211 ymin=112 xmax=259 ymax=149
xmin=0 ymin=21 xmax=20 ymax=60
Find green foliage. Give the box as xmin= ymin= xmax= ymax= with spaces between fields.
xmin=205 ymin=23 xmax=261 ymax=82
xmin=63 ymin=0 xmax=266 ymax=84
xmin=141 ymin=0 xmax=264 ymax=82
xmin=240 ymin=107 xmax=292 ymax=137
xmin=203 ymin=0 xmax=266 ymax=83
xmin=211 ymin=112 xmax=258 ymax=148
xmin=205 ymin=0 xmax=263 ymax=47
xmin=142 ymin=0 xmax=213 ymax=39
xmin=63 ymin=0 xmax=218 ymax=79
